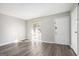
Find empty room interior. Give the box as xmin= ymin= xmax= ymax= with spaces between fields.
xmin=0 ymin=3 xmax=78 ymax=56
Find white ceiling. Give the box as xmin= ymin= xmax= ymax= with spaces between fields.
xmin=0 ymin=3 xmax=73 ymax=20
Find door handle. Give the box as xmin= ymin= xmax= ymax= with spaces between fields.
xmin=75 ymin=31 xmax=77 ymax=33
xmin=55 ymin=26 xmax=57 ymax=30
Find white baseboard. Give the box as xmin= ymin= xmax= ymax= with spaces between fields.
xmin=39 ymin=40 xmax=70 ymax=46
xmin=0 ymin=38 xmax=27 ymax=47
xmin=0 ymin=40 xmax=17 ymax=47
xmin=0 ymin=39 xmax=70 ymax=46
xmin=71 ymin=46 xmax=77 ymax=55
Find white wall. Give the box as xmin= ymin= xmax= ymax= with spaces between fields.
xmin=0 ymin=11 xmax=71 ymax=47
xmin=70 ymin=4 xmax=77 ymax=55
xmin=27 ymin=12 xmax=70 ymax=45
xmin=27 ymin=15 xmax=55 ymax=43
xmin=0 ymin=14 xmax=27 ymax=46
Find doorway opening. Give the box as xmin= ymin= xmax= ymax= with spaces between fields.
xmin=31 ymin=22 xmax=41 ymax=42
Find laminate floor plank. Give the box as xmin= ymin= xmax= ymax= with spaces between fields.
xmin=0 ymin=39 xmax=76 ymax=56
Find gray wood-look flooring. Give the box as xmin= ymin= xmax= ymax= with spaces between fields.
xmin=0 ymin=39 xmax=76 ymax=56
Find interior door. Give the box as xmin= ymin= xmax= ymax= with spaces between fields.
xmin=54 ymin=16 xmax=70 ymax=45
xmin=77 ymin=19 xmax=79 ymax=55
xmin=78 ymin=6 xmax=79 ymax=55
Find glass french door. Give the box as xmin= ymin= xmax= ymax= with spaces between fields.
xmin=32 ymin=23 xmax=41 ymax=41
